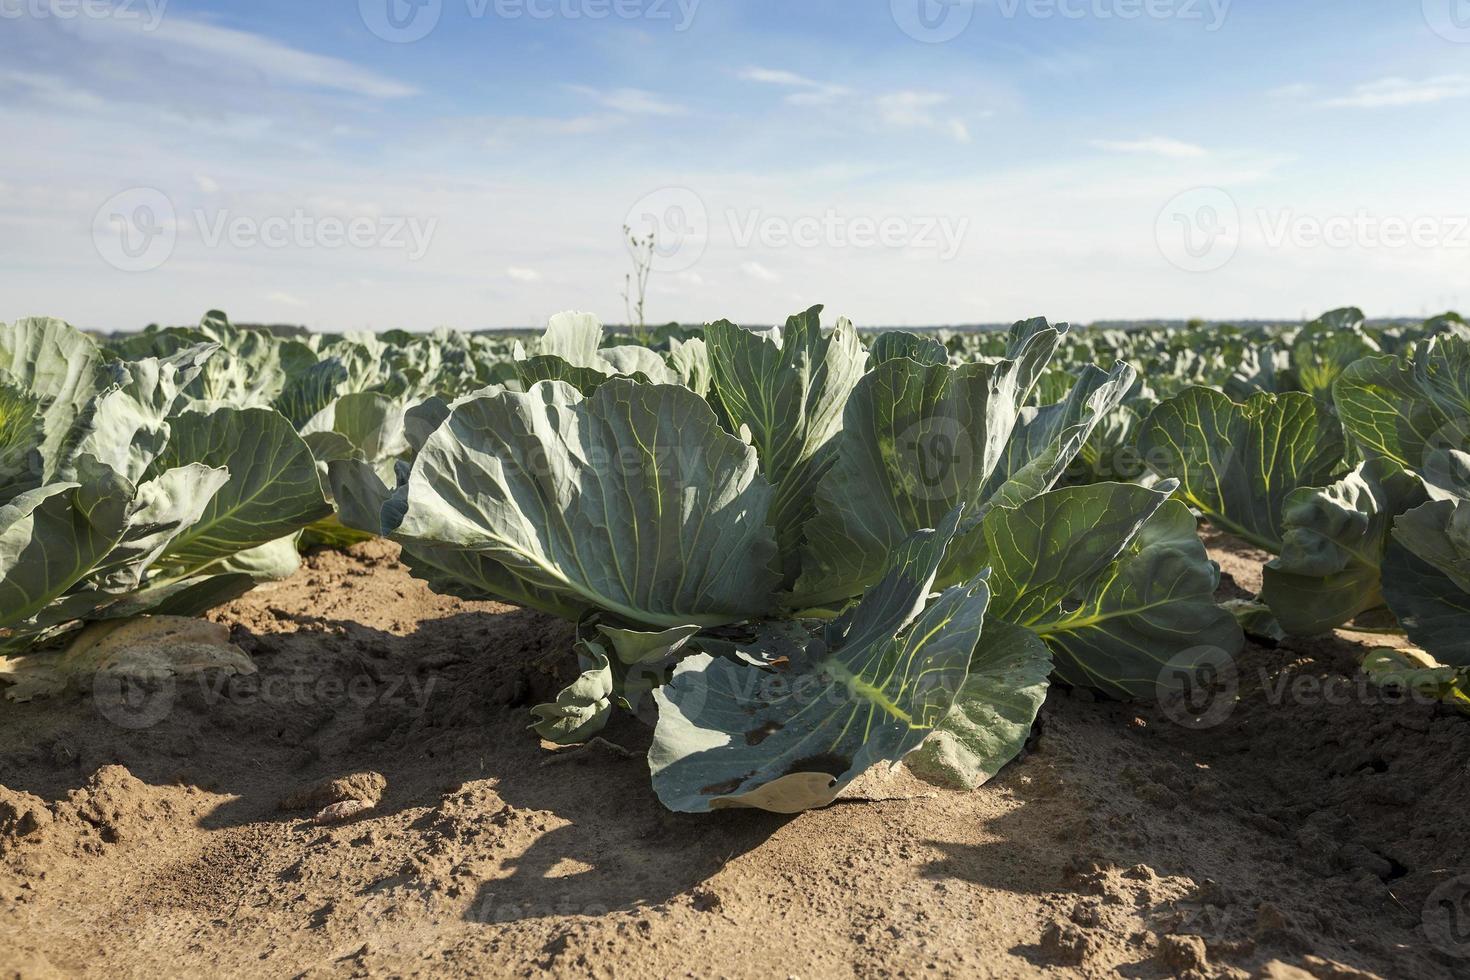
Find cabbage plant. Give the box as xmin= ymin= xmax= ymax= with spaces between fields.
xmin=336 ymin=308 xmax=1241 ymax=811
xmin=1138 ymin=324 xmax=1470 ymax=645
xmin=112 ymin=313 xmax=519 ymax=552
xmin=1336 ymin=335 xmax=1470 ymax=664
xmin=1385 ymin=457 xmax=1470 ymax=664
xmin=1271 ymin=327 xmax=1468 ymax=658
xmin=0 ymin=317 xmax=330 ymax=693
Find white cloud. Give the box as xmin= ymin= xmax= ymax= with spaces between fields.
xmin=267 ymin=291 xmax=306 ymax=307
xmin=738 ymin=66 xmax=851 ymax=106
xmin=1321 ymin=75 xmax=1470 ymax=109
xmin=567 ymin=86 xmax=687 ymax=116
xmin=739 ymin=67 xmax=812 ymax=86
xmin=874 ymin=90 xmax=972 ymax=143
xmin=1090 ymin=137 xmax=1208 ymax=159
xmin=54 ymin=12 xmax=416 ymax=98
xmin=741 ymin=261 xmax=780 ymax=283
xmin=195 ymin=174 xmax=220 ymax=194
xmin=506 ymin=267 xmax=540 ymax=282
xmin=740 ymin=71 xmax=989 ymax=134
xmin=0 ymin=70 xmax=109 ymax=112
xmin=0 ymin=13 xmax=418 ymax=161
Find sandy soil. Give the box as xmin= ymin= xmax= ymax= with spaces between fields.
xmin=2 ymin=534 xmax=1468 ymax=979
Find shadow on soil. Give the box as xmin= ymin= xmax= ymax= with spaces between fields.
xmin=461 ymin=713 xmax=789 ymax=924
xmin=0 ymin=608 xmax=550 ymax=815
xmin=0 ymin=604 xmax=789 ymax=921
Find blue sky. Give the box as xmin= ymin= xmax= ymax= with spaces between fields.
xmin=3 ymin=0 xmax=1468 ymax=330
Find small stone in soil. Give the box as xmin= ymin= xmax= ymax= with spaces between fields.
xmin=280 ymin=772 xmax=387 ymax=811
xmin=311 ymin=800 xmax=374 ymax=825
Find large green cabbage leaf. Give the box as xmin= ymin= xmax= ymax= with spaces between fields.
xmin=904 ymin=620 xmax=1052 ymax=790
xmin=649 ymin=510 xmax=996 ymax=813
xmin=1139 ymin=387 xmax=1344 ymax=552
xmin=390 ymin=378 xmax=781 ymax=627
xmin=1334 ymin=335 xmax=1470 ymax=471
xmin=793 ymin=319 xmax=1134 ymax=605
xmin=704 ymin=306 xmax=866 ymax=585
xmin=0 ymin=317 xmax=111 ymax=476
xmin=964 ymin=482 xmax=1243 ymax=698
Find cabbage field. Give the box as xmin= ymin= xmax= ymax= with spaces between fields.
xmin=1 ymin=307 xmax=1468 ymax=976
